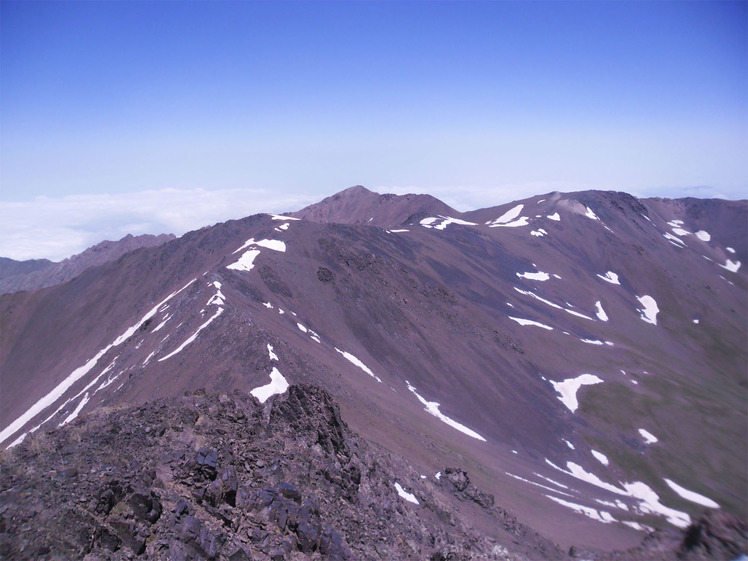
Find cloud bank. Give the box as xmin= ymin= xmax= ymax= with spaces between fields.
xmin=0 ymin=188 xmax=314 ymax=261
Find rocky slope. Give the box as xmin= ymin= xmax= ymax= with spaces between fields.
xmin=0 ymin=187 xmax=745 ymax=554
xmin=0 ymin=386 xmax=566 ymax=561
xmin=2 ymin=386 xmax=744 ymax=561
xmin=0 ymin=233 xmax=175 ymax=294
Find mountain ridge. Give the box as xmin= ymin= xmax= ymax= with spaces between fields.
xmin=0 ymin=186 xmax=745 ymax=555
xmin=0 ymin=233 xmax=176 ymax=295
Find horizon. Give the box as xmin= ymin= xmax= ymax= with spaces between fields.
xmin=1 ymin=1 xmax=746 ymax=260
xmin=2 ymin=184 xmax=745 ymax=263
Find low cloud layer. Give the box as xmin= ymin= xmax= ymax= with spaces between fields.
xmin=0 ymin=188 xmax=314 ymax=261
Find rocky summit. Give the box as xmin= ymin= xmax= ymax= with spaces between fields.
xmin=0 ymin=386 xmax=566 ymax=561
xmin=1 ymin=187 xmax=746 ymax=558
xmin=1 ymin=385 xmax=745 ymax=561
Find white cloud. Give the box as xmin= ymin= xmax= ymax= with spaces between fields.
xmin=0 ymin=188 xmax=314 ymax=261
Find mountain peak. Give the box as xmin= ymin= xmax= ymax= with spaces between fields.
xmin=291 ymin=185 xmax=457 ymax=227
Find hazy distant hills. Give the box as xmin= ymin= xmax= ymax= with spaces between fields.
xmin=0 ymin=233 xmax=176 ymax=294
xmin=0 ymin=186 xmax=745 ymax=558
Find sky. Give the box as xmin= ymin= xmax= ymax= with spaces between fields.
xmin=1 ymin=0 xmax=746 ymax=261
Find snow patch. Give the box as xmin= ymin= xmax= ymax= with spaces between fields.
xmin=591 ymin=450 xmax=609 ymax=466
xmin=207 ymin=281 xmax=226 ymax=307
xmin=508 ymin=317 xmax=553 ymax=330
xmin=250 ymin=367 xmax=289 ymax=403
xmin=546 ymin=460 xmax=692 ymax=528
xmin=267 ymin=344 xmax=278 ymax=361
xmin=420 ymin=216 xmax=477 ymax=230
xmin=228 ymin=238 xmax=286 ymax=272
xmin=695 ymin=230 xmax=710 ymax=241
xmin=585 ymin=207 xmax=600 ymax=221
xmin=158 ymin=307 xmax=224 ymax=362
xmin=406 ymin=381 xmax=486 ymax=441
xmin=547 ymin=212 xmax=561 ymax=221
xmin=635 ymin=295 xmax=659 ymax=325
xmin=227 ymin=249 xmax=261 ymax=272
xmin=546 ymin=495 xmax=616 ymax=524
xmin=271 ymin=214 xmax=299 ymax=221
xmin=664 ymin=232 xmax=686 ymax=246
xmin=580 ymin=338 xmax=605 ymax=346
xmin=394 ymin=483 xmax=419 ymax=505
xmin=726 ymin=247 xmax=735 ymax=254
xmin=60 ymin=392 xmax=90 ymax=426
xmin=517 ymin=271 xmax=550 ymax=281
xmin=491 ymin=204 xmax=524 ymax=225
xmin=664 ymin=479 xmax=719 ymax=508
xmin=595 ymin=301 xmax=609 ymax=321
xmin=531 ymin=229 xmax=547 ymax=237
xmin=335 ymin=348 xmax=382 ymax=383
xmin=564 ymin=439 xmax=575 ymax=450
xmin=490 ymin=216 xmax=530 ymax=228
xmin=597 ymin=271 xmax=620 ymax=285
xmin=638 ymin=428 xmax=658 ymax=444
xmin=720 ymin=259 xmax=741 ymax=273
xmin=549 ymin=374 xmax=603 ymax=413
xmin=506 ymin=473 xmax=576 ymax=498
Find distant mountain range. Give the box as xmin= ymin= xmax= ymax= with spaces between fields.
xmin=0 ymin=233 xmax=175 ymax=294
xmin=1 ymin=186 xmax=745 ymax=559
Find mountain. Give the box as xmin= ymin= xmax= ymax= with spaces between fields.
xmin=0 ymin=233 xmax=176 ymax=294
xmin=0 ymin=187 xmax=745 ymax=557
xmin=290 ymin=185 xmax=456 ymax=227
xmin=0 ymin=256 xmax=54 ymax=279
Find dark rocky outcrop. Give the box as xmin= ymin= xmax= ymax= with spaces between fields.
xmin=0 ymin=386 xmax=566 ymax=560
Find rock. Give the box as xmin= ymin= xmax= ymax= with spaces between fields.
xmin=680 ymin=510 xmax=748 ymax=558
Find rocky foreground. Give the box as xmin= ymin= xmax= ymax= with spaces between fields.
xmin=0 ymin=386 xmax=744 ymax=560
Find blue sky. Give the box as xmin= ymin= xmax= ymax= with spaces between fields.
xmin=1 ymin=1 xmax=746 ymax=260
